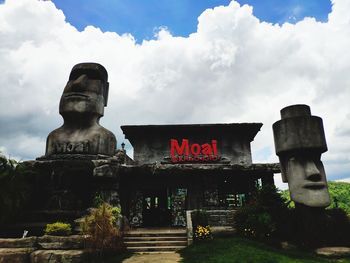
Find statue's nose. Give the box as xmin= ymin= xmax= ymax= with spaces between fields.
xmin=71 ymin=74 xmax=88 ymax=92
xmin=304 ymin=161 xmax=321 ymax=181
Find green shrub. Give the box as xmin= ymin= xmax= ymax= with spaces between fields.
xmin=44 ymin=222 xmax=72 ymax=236
xmin=110 ymin=206 xmax=122 ymax=225
xmin=80 ymin=202 xmax=124 ymax=253
xmin=234 ymin=185 xmax=289 ymax=241
xmin=235 ymin=205 xmax=277 ymax=239
xmin=92 ymin=193 xmax=105 ymax=207
xmin=0 ymin=155 xmax=35 ymax=224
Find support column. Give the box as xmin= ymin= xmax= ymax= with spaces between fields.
xmin=261 ymin=172 xmax=275 ymax=186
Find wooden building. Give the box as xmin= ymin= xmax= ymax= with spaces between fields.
xmin=118 ymin=123 xmax=279 ymax=227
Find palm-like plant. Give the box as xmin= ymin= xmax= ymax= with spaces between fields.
xmin=0 ymin=152 xmax=33 ymax=225
xmin=0 ymin=153 xmax=18 ymax=178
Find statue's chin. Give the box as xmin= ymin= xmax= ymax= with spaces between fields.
xmin=291 ymin=189 xmax=331 ymax=208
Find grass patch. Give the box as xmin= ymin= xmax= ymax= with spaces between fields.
xmin=180 ymin=237 xmax=350 ymax=263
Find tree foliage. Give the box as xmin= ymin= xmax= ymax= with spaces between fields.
xmin=327 ymin=181 xmax=350 ymax=214
xmin=234 ymin=185 xmax=289 ymax=241
xmin=0 ymin=153 xmax=35 ymax=224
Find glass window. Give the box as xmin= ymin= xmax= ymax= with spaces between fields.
xmin=145 ymin=197 xmax=151 ymax=210
xmin=154 ymin=197 xmax=158 ymax=208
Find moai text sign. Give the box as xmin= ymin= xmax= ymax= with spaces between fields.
xmin=170 ymin=139 xmax=218 ymax=163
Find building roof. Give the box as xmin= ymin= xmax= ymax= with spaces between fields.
xmin=119 ymin=162 xmax=280 ymax=176
xmin=121 ymin=123 xmax=263 ymax=145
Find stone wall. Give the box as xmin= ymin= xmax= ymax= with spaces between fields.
xmin=206 ymin=209 xmax=237 ymax=226
xmin=0 ymin=235 xmax=91 ymax=263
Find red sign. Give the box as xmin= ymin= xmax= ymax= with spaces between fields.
xmin=170 ymin=139 xmax=218 ymax=163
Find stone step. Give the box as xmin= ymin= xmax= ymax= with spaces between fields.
xmin=124 ymin=236 xmax=187 ymax=242
xmin=315 ymin=247 xmax=350 ymax=258
xmin=37 ymin=235 xmax=85 ymax=250
xmin=123 ymin=228 xmax=188 ymax=252
xmin=133 ymin=251 xmax=180 ymax=254
xmin=0 ymin=248 xmax=35 ymax=262
xmin=125 ymin=240 xmax=187 ymax=247
xmin=124 ymin=231 xmax=186 ymax=238
xmin=127 ymin=246 xmax=186 ymax=252
xmin=0 ymin=237 xmax=37 ymax=248
xmin=30 ymin=249 xmax=89 ymax=262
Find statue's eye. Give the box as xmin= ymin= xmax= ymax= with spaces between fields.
xmin=85 ymin=72 xmax=102 ymax=81
xmin=70 ymin=71 xmax=102 ymax=81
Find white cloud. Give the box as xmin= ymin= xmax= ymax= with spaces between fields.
xmin=336 ymin=177 xmax=350 ymax=183
xmin=0 ymin=0 xmax=350 ymax=181
xmin=274 ymin=174 xmax=289 ymax=191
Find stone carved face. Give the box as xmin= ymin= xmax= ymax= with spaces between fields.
xmin=281 ymin=152 xmax=330 ymax=207
xmin=59 ymin=68 xmax=108 ymax=117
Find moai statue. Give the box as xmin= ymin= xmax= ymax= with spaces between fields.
xmin=273 ymin=104 xmax=330 ymax=208
xmin=45 ymin=63 xmax=116 ymax=157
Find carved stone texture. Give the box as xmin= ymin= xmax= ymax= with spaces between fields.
xmin=0 ymin=237 xmax=37 ymax=248
xmin=30 ymin=250 xmax=89 ymax=263
xmin=0 ymin=248 xmax=35 ymax=263
xmin=37 ymin=235 xmax=85 ymax=250
xmin=45 ymin=63 xmax=116 ymax=157
xmin=273 ymin=104 xmax=331 ymax=208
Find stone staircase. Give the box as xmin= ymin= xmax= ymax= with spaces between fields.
xmin=123 ymin=228 xmax=188 ymax=253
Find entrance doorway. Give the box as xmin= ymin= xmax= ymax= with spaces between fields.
xmin=142 ymin=189 xmax=171 ymax=227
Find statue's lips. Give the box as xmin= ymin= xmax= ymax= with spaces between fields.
xmin=303 ymin=182 xmax=326 ymax=190
xmin=64 ymin=93 xmax=89 ymax=99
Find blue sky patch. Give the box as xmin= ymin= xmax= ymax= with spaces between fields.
xmin=51 ymin=0 xmax=332 ymax=42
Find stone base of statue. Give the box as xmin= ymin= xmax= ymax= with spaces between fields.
xmin=0 ymin=153 xmax=124 ymax=237
xmin=289 ymin=204 xmax=350 ymax=248
xmin=34 ymin=155 xmax=121 ymax=210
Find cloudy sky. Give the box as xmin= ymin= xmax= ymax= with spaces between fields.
xmin=0 ymin=0 xmax=349 ymax=189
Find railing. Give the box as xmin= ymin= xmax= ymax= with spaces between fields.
xmin=185 ymin=210 xmax=193 ymax=245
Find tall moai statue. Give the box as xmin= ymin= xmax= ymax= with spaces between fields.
xmin=34 ymin=63 xmax=120 ymax=210
xmin=45 ymin=62 xmax=116 ymax=157
xmin=273 ymin=104 xmax=330 ymax=208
